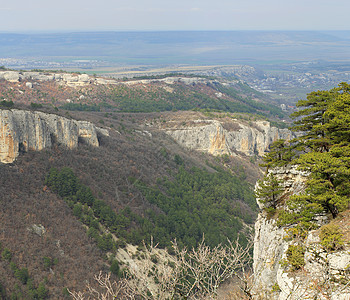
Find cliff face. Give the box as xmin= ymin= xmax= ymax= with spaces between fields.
xmin=164 ymin=119 xmax=295 ymax=157
xmin=0 ymin=109 xmax=108 ymax=163
xmin=253 ymin=167 xmax=350 ymax=300
xmin=0 ymin=71 xmax=216 ymax=87
xmin=0 ymin=71 xmax=115 ymax=87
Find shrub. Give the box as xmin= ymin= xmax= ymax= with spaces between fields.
xmin=285 ymin=245 xmax=305 ymax=271
xmin=37 ymin=282 xmax=48 ymax=299
xmin=43 ymin=256 xmax=58 ymax=270
xmin=271 ymin=282 xmax=281 ymax=292
xmin=15 ymin=268 xmax=29 ymax=284
xmin=30 ymin=102 xmax=43 ymax=109
xmin=320 ymin=223 xmax=344 ymax=251
xmin=110 ymin=259 xmax=120 ymax=276
xmin=1 ymin=248 xmax=12 ymax=261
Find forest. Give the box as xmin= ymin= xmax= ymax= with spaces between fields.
xmin=45 ymin=161 xmax=255 ymax=252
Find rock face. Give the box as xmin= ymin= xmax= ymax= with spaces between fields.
xmin=0 ymin=71 xmax=217 ymax=88
xmin=0 ymin=71 xmax=117 ymax=87
xmin=253 ymin=166 xmax=350 ymax=300
xmin=165 ymin=119 xmax=295 ymax=157
xmin=0 ymin=109 xmax=108 ymax=163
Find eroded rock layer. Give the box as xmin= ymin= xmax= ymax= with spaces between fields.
xmin=165 ymin=119 xmax=295 ymax=157
xmin=0 ymin=109 xmax=107 ymax=163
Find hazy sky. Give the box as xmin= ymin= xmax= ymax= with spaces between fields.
xmin=0 ymin=0 xmax=349 ymax=32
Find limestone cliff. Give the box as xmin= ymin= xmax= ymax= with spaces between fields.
xmin=253 ymin=166 xmax=350 ymax=300
xmin=0 ymin=71 xmax=115 ymax=87
xmin=163 ymin=119 xmax=295 ymax=157
xmin=0 ymin=109 xmax=108 ymax=163
xmin=0 ymin=70 xmax=216 ymax=88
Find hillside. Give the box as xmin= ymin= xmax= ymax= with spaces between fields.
xmin=0 ymin=72 xmax=290 ymax=298
xmin=0 ymin=70 xmax=286 ymax=119
xmin=0 ymin=108 xmax=267 ymax=298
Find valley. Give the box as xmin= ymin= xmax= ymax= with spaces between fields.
xmin=0 ymin=69 xmax=349 ymax=299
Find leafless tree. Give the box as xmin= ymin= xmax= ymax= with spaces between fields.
xmin=69 ymin=236 xmax=253 ymax=300
xmin=68 ymin=272 xmax=132 ymax=300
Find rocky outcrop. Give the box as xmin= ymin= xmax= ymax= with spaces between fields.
xmin=123 ymin=76 xmax=217 ymax=86
xmin=0 ymin=71 xmax=118 ymax=87
xmin=164 ymin=119 xmax=295 ymax=157
xmin=253 ymin=166 xmax=350 ymax=300
xmin=0 ymin=109 xmax=108 ymax=163
xmin=0 ymin=71 xmax=217 ymax=88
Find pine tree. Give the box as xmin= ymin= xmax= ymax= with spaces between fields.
xmin=255 ymin=173 xmax=284 ymax=210
xmin=260 ymin=139 xmax=295 ymax=170
xmin=261 ymin=83 xmax=350 ymax=223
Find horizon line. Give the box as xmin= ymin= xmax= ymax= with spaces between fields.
xmin=1 ymin=29 xmax=350 ymax=34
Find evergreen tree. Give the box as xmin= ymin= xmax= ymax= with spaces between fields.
xmin=260 ymin=139 xmax=295 ymax=170
xmin=262 ymin=83 xmax=350 ymax=224
xmin=255 ymin=173 xmax=284 ymax=210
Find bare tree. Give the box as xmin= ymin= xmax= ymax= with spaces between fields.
xmin=68 ymin=272 xmax=132 ymax=300
xmin=69 ymin=236 xmax=253 ymax=300
xmin=173 ymin=237 xmax=252 ymax=299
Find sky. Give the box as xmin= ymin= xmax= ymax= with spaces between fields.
xmin=0 ymin=0 xmax=349 ymax=32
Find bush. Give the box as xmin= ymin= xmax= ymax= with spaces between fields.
xmin=15 ymin=268 xmax=29 ymax=284
xmin=30 ymin=102 xmax=43 ymax=109
xmin=285 ymin=245 xmax=305 ymax=271
xmin=110 ymin=259 xmax=120 ymax=276
xmin=320 ymin=223 xmax=344 ymax=251
xmin=37 ymin=282 xmax=48 ymax=299
xmin=1 ymin=248 xmax=12 ymax=261
xmin=0 ymin=100 xmax=14 ymax=108
xmin=43 ymin=256 xmax=58 ymax=270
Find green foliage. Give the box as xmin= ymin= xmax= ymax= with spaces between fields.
xmin=62 ymin=287 xmax=70 ymax=298
xmin=284 ymin=245 xmax=305 ymax=271
xmin=107 ymin=82 xmax=284 ymax=119
xmin=0 ymin=100 xmax=14 ymax=108
xmin=42 ymin=256 xmax=57 ymax=270
xmin=37 ymin=282 xmax=48 ymax=299
xmin=60 ymin=103 xmax=101 ymax=111
xmin=0 ymin=281 xmax=6 ymax=299
xmin=174 ymin=154 xmax=184 ymax=165
xmin=30 ymin=102 xmax=43 ymax=109
xmin=255 ymin=173 xmax=283 ymax=210
xmin=46 ymin=164 xmax=255 ymax=251
xmin=260 ymin=139 xmax=295 ymax=170
xmin=14 ymin=268 xmax=29 ymax=285
xmin=271 ymin=282 xmax=281 ymax=292
xmin=1 ymin=248 xmax=12 ymax=261
xmin=260 ymin=83 xmax=350 ymax=232
xmin=110 ymin=259 xmax=121 ymax=276
xmin=137 ymin=165 xmax=255 ymax=248
xmin=45 ymin=167 xmax=78 ymax=197
xmin=319 ymin=223 xmax=344 ymax=251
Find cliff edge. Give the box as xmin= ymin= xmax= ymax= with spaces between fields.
xmin=253 ymin=166 xmax=350 ymax=300
xmin=0 ymin=109 xmax=108 ymax=163
xmin=162 ymin=117 xmax=295 ymax=157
